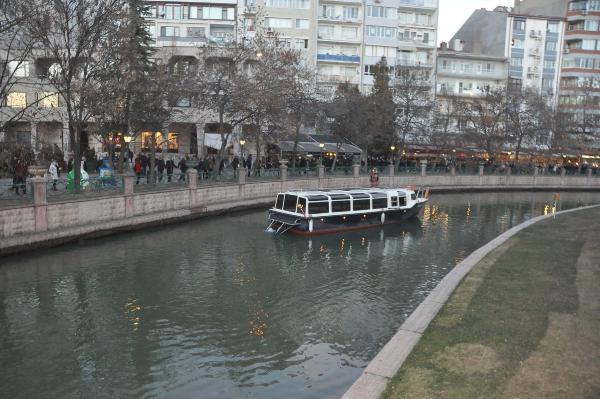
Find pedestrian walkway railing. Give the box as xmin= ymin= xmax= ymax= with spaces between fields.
xmin=288 ymin=166 xmax=318 ymax=178
xmin=1 ymin=166 xmax=599 ymax=209
xmin=46 ymin=176 xmax=124 ymax=202
xmin=133 ymin=173 xmax=187 ymax=193
xmin=0 ymin=180 xmax=33 ymax=207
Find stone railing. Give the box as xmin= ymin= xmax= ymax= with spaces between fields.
xmin=1 ymin=164 xmax=599 ymax=254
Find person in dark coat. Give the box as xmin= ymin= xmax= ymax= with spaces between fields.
xmin=177 ymin=158 xmax=187 ymax=181
xmin=13 ymin=158 xmax=27 ymax=195
xmin=166 ymin=157 xmax=175 ymax=182
xmin=156 ymin=157 xmax=165 ymax=182
xmin=245 ymin=154 xmax=252 ymax=177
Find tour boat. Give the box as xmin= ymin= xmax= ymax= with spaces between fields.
xmin=267 ymin=187 xmax=429 ymax=235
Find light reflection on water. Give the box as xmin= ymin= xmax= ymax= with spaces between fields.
xmin=0 ymin=191 xmax=599 ymax=399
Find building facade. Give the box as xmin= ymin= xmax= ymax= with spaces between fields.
xmin=559 ymin=0 xmax=600 ymax=142
xmin=1 ymin=0 xmax=440 ymax=159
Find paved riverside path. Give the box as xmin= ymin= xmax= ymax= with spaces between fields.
xmin=379 ymin=206 xmax=600 ymax=399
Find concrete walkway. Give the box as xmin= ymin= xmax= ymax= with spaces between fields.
xmin=343 ymin=205 xmax=600 ymax=399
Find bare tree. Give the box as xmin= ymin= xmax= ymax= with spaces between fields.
xmin=392 ymin=66 xmax=433 ymax=169
xmin=23 ymin=0 xmax=124 ymax=189
xmin=505 ymin=88 xmax=549 ymax=161
xmin=430 ymin=94 xmax=462 ymax=156
xmin=459 ymin=88 xmax=508 ymax=160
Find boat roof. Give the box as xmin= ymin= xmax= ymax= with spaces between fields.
xmin=278 ymin=188 xmax=414 ymax=200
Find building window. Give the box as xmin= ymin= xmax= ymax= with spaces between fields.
xmin=6 ymin=92 xmax=26 ymax=108
xmin=585 ymin=20 xmax=599 ymax=31
xmin=544 ymin=60 xmax=555 ymax=69
xmin=160 ymin=26 xmax=179 ymax=37
xmin=513 ymin=19 xmax=526 ymax=32
xmin=545 ymin=41 xmax=557 ymax=52
xmin=366 ymin=25 xmax=396 ymax=39
xmin=187 ymin=27 xmax=205 ymax=38
xmin=8 ymin=61 xmax=29 ymax=77
xmin=295 ymin=19 xmax=309 ymax=29
xmin=547 ymin=22 xmax=559 ymax=33
xmin=267 ymin=0 xmax=309 ymax=9
xmin=37 ymin=92 xmax=60 ymax=108
xmin=189 ymin=6 xmax=234 ymax=20
xmin=512 ymin=39 xmax=524 ymax=49
xmin=159 ymin=4 xmax=181 ymax=20
xmin=266 ymin=18 xmax=292 ymax=28
xmin=342 ymin=26 xmax=358 ymax=40
xmin=367 ymin=6 xmax=396 ymax=19
xmin=582 ymin=39 xmax=596 ymax=50
xmin=510 ymin=57 xmax=522 ymax=67
xmin=343 ymin=7 xmax=359 ymax=19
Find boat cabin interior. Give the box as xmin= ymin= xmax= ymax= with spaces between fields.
xmin=273 ymin=189 xmax=417 ymax=217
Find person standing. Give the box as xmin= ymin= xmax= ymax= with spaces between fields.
xmin=49 ymin=159 xmax=59 ymax=191
xmin=177 ymin=157 xmax=188 ymax=182
xmin=156 ymin=157 xmax=165 ymax=182
xmin=134 ymin=157 xmax=142 ymax=184
xmin=245 ymin=154 xmax=253 ymax=177
xmin=13 ymin=158 xmax=27 ymax=195
xmin=166 ymin=157 xmax=175 ymax=182
xmin=232 ymin=156 xmax=239 ymax=178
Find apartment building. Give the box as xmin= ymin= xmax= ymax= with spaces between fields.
xmin=448 ymin=6 xmax=564 ymax=102
xmin=559 ymin=0 xmax=600 ymax=140
xmin=1 ymin=0 xmax=440 ymax=157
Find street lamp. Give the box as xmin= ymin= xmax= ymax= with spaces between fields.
xmin=239 ymin=138 xmax=246 ymax=158
xmin=123 ymin=134 xmax=133 ymax=170
xmin=319 ymin=143 xmax=325 ymax=165
xmin=390 ymin=145 xmax=396 ymax=165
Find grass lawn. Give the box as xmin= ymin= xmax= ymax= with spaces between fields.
xmin=383 ymin=207 xmax=600 ymax=399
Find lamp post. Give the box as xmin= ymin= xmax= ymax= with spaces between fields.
xmin=239 ymin=138 xmax=246 ymax=158
xmin=123 ymin=134 xmax=133 ymax=170
xmin=390 ymin=145 xmax=396 ymax=165
xmin=319 ymin=143 xmax=325 ymax=165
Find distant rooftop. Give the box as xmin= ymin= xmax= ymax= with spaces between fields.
xmin=513 ymin=0 xmax=567 ymax=19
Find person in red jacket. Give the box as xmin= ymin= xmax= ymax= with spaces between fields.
xmin=370 ymin=168 xmax=379 ymax=187
xmin=134 ymin=157 xmax=142 ymax=184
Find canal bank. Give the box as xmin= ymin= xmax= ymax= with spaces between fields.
xmin=343 ymin=204 xmax=600 ymax=399
xmin=2 ymin=170 xmax=600 ymax=255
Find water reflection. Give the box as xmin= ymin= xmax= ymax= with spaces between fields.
xmin=0 ymin=191 xmax=599 ymax=399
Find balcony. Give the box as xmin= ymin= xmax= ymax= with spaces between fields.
xmin=397 ymin=38 xmax=436 ymax=48
xmin=317 ymin=34 xmax=361 ymax=43
xmin=397 ymin=59 xmax=433 ymax=68
xmin=317 ymin=74 xmax=359 ymax=84
xmin=398 ymin=0 xmax=438 ymax=10
xmin=318 ymin=14 xmax=362 ymax=24
xmin=317 ymin=53 xmax=360 ymax=63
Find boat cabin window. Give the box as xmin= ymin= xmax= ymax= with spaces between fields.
xmin=399 ymin=196 xmax=407 ymax=206
xmin=391 ymin=196 xmax=398 ymax=207
xmin=411 ymin=193 xmax=416 ymax=200
xmin=276 ymin=194 xmax=284 ymax=209
xmin=331 ymin=200 xmax=351 ymax=213
xmin=284 ymin=195 xmax=298 ymax=212
xmin=371 ymin=192 xmax=388 ymax=209
xmin=309 ymin=201 xmax=329 ymax=214
xmin=353 ymin=199 xmax=370 ymax=210
xmin=296 ymin=197 xmax=307 ymax=214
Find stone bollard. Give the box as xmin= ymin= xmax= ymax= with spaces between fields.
xmin=187 ymin=169 xmax=198 ymax=189
xmin=318 ymin=165 xmax=325 ymax=179
xmin=187 ymin=169 xmax=198 ymax=208
xmin=587 ymin=168 xmax=592 ymax=186
xmin=388 ymin=163 xmax=395 ymax=178
xmin=123 ymin=173 xmax=135 ymax=217
xmin=450 ymin=165 xmax=456 ymax=176
xmin=31 ymin=177 xmax=48 ymax=232
xmin=238 ymin=167 xmax=247 ymax=185
xmin=479 ymin=163 xmax=485 ymax=176
xmin=353 ymin=164 xmax=360 ymax=178
xmin=280 ymin=164 xmax=288 ymax=182
xmin=420 ymin=160 xmax=427 ymax=177
xmin=506 ymin=166 xmax=512 ymax=176
xmin=561 ymin=167 xmax=566 ymax=186
xmin=534 ymin=166 xmax=539 ymax=177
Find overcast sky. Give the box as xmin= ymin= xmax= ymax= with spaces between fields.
xmin=438 ymin=0 xmax=515 ymax=44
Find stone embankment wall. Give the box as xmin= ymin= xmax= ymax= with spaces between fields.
xmin=1 ymin=165 xmax=599 ymax=255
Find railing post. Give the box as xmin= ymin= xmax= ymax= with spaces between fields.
xmin=124 ymin=173 xmax=135 ymax=217
xmin=388 ymin=163 xmax=395 ymax=178
xmin=352 ymin=164 xmax=359 ymax=178
xmin=450 ymin=165 xmax=456 ymax=176
xmin=318 ymin=165 xmax=325 ymax=179
xmin=479 ymin=163 xmax=485 ymax=176
xmin=187 ymin=169 xmax=198 ymax=208
xmin=280 ymin=164 xmax=288 ymax=182
xmin=533 ymin=166 xmax=538 ymax=186
xmin=561 ymin=167 xmax=566 ymax=186
xmin=32 ymin=177 xmax=48 ymax=232
xmin=238 ymin=167 xmax=247 ymax=185
xmin=420 ymin=160 xmax=427 ymax=177
xmin=586 ymin=167 xmax=592 ymax=185
xmin=506 ymin=166 xmax=512 ymax=176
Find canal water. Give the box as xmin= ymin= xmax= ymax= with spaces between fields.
xmin=1 ymin=191 xmax=599 ymax=399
